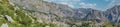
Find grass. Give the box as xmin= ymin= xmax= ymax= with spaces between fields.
xmin=0 ymin=0 xmax=57 ymax=27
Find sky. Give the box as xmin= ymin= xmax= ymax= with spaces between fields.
xmin=44 ymin=0 xmax=120 ymax=11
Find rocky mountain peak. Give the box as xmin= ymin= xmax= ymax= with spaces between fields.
xmin=105 ymin=5 xmax=120 ymax=23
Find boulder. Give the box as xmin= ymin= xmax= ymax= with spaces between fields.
xmin=5 ymin=15 xmax=14 ymax=23
xmin=1 ymin=23 xmax=8 ymax=27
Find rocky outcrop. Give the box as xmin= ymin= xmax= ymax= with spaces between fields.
xmin=1 ymin=23 xmax=8 ymax=27
xmin=5 ymin=15 xmax=14 ymax=23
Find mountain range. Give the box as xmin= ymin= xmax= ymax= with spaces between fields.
xmin=0 ymin=0 xmax=120 ymax=27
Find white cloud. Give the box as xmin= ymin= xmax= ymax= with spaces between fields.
xmin=71 ymin=0 xmax=81 ymax=2
xmin=79 ymin=2 xmax=97 ymax=8
xmin=68 ymin=4 xmax=75 ymax=8
xmin=60 ymin=0 xmax=69 ymax=1
xmin=59 ymin=2 xmax=74 ymax=8
xmin=60 ymin=2 xmax=68 ymax=5
xmin=107 ymin=0 xmax=120 ymax=9
xmin=113 ymin=0 xmax=120 ymax=5
xmin=110 ymin=0 xmax=120 ymax=5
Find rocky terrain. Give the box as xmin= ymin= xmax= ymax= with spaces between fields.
xmin=0 ymin=0 xmax=120 ymax=27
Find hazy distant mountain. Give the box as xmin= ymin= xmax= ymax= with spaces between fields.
xmin=73 ymin=8 xmax=109 ymax=24
xmin=73 ymin=5 xmax=120 ymax=23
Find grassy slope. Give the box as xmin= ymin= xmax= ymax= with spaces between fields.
xmin=0 ymin=0 xmax=56 ymax=27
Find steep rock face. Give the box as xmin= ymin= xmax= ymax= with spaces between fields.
xmin=73 ymin=8 xmax=89 ymax=19
xmin=46 ymin=2 xmax=75 ymax=17
xmin=105 ymin=5 xmax=120 ymax=23
xmin=73 ymin=8 xmax=109 ymax=23
xmin=73 ymin=5 xmax=120 ymax=23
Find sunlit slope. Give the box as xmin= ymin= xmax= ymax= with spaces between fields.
xmin=0 ymin=0 xmax=57 ymax=27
